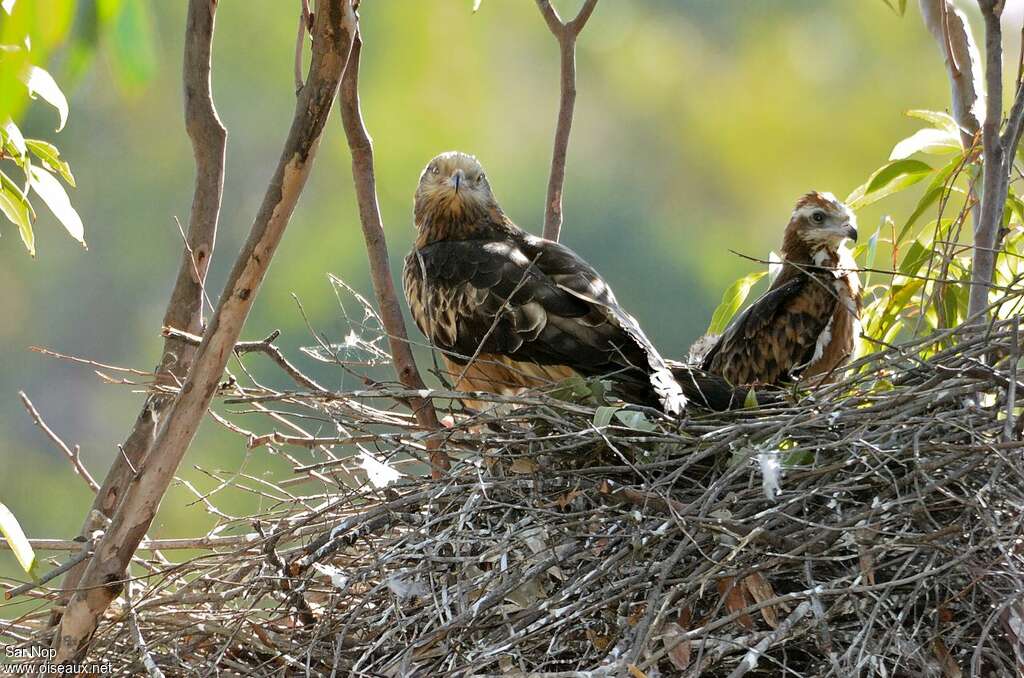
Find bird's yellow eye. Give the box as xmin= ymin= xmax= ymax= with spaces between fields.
xmin=811 ymin=211 xmax=826 ymax=224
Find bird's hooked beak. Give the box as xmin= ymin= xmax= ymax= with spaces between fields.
xmin=448 ymin=169 xmax=466 ymax=194
xmin=842 ymin=222 xmax=858 ymax=242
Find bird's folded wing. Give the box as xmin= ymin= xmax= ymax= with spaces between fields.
xmin=407 ymin=237 xmax=681 ymax=411
xmin=702 ymin=273 xmax=835 ymax=384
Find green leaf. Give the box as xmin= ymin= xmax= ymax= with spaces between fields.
xmin=25 ymin=139 xmax=74 ymax=186
xmin=614 ymin=410 xmax=657 ymax=432
xmin=899 ymin=237 xmax=934 ymax=277
xmin=472 ymin=0 xmax=482 ymax=11
xmin=593 ymin=405 xmax=620 ymax=428
xmin=743 ymin=388 xmax=759 ymax=409
xmin=905 ymin=109 xmax=960 ymax=136
xmin=29 ymin=165 xmax=85 ymax=245
xmin=889 ymin=128 xmax=960 ymax=160
xmin=2 ymin=118 xmax=25 ymax=157
xmin=847 ymin=159 xmax=933 ymax=209
xmin=0 ymin=502 xmax=39 ymax=580
xmin=707 ymin=271 xmax=767 ymax=334
xmin=897 ymin=153 xmax=964 ymax=244
xmin=22 ymin=66 xmax=68 ymax=131
xmin=0 ymin=169 xmax=34 ymax=255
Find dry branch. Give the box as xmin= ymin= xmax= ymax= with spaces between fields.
xmin=535 ymin=0 xmax=598 ymax=242
xmin=18 ymin=391 xmax=98 ymax=493
xmin=336 ymin=11 xmax=449 ymax=477
xmin=53 ymin=0 xmax=229 ymax=620
xmin=918 ymin=0 xmax=983 ymax=149
xmin=970 ymin=0 xmax=1024 ymax=320
xmin=50 ymin=0 xmax=355 ymax=662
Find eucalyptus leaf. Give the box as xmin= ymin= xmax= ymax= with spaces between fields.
xmin=905 ymin=109 xmax=959 ymax=135
xmin=0 ymin=502 xmax=39 ymax=580
xmin=0 ymin=169 xmax=34 ymax=255
xmin=26 ymin=138 xmax=74 ymax=186
xmin=3 ymin=118 xmax=26 ymax=157
xmin=29 ymin=165 xmax=85 ymax=245
xmin=888 ymin=128 xmax=959 ymax=160
xmin=847 ymin=159 xmax=932 ymax=209
xmin=707 ymin=271 xmax=767 ymax=334
xmin=593 ymin=406 xmax=620 ymax=428
xmin=23 ymin=65 xmax=68 ymax=131
xmin=614 ymin=410 xmax=657 ymax=432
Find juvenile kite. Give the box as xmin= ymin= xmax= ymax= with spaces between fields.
xmin=402 ymin=151 xmax=743 ymax=414
xmin=696 ymin=191 xmax=862 ymax=386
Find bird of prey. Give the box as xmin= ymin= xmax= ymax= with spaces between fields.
xmin=402 ymin=151 xmax=742 ymax=414
xmin=696 ymin=191 xmax=862 ymax=386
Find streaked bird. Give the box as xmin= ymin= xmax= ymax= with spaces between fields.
xmin=402 ymin=151 xmax=744 ymax=414
xmin=695 ymin=191 xmax=862 ymax=386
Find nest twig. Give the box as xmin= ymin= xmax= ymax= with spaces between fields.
xmin=5 ymin=294 xmax=1024 ymax=677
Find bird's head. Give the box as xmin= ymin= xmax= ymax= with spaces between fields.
xmin=782 ymin=192 xmax=857 ymax=258
xmin=414 ymin=151 xmax=498 ymax=230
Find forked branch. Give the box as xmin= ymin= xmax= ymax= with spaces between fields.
xmin=51 ymin=0 xmax=355 ymax=662
xmin=52 ymin=0 xmax=228 ymax=624
xmin=337 ymin=8 xmax=450 ymax=478
xmin=535 ymin=0 xmax=598 ymax=242
xmin=970 ymin=0 xmax=1024 ymax=321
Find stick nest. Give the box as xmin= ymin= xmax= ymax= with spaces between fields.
xmin=12 ymin=317 xmax=1024 ymax=677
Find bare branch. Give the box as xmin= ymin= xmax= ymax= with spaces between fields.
xmin=51 ymin=0 xmax=229 ymax=626
xmin=5 ymin=543 xmax=92 ymax=601
xmin=970 ymin=0 xmax=1014 ymax=321
xmin=535 ymin=0 xmax=599 ymax=242
xmin=919 ymin=0 xmax=984 ymax=147
xmin=337 ymin=7 xmax=450 ymax=478
xmin=51 ymin=0 xmax=354 ymax=662
xmin=161 ymin=325 xmax=327 ymax=392
xmin=18 ymin=392 xmax=98 ymax=493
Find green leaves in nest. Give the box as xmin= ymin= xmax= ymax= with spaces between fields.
xmin=707 ymin=271 xmax=766 ymax=335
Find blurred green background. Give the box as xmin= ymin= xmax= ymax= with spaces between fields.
xmin=0 ymin=0 xmax=1000 ymax=609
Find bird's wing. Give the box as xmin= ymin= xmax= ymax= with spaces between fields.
xmin=702 ymin=273 xmax=837 ymax=385
xmin=404 ymin=237 xmax=685 ymax=413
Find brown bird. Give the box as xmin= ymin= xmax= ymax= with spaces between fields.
xmin=696 ymin=191 xmax=862 ymax=386
xmin=402 ymin=151 xmax=744 ymax=414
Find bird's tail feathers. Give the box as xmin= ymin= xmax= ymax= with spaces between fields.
xmin=611 ymin=310 xmax=687 ymax=414
xmin=668 ymin=362 xmax=781 ymax=411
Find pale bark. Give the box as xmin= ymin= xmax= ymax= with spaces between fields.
xmin=51 ymin=0 xmax=354 ymax=662
xmin=535 ymin=0 xmax=598 ymax=242
xmin=51 ymin=0 xmax=228 ymax=624
xmin=971 ymin=0 xmax=1024 ymax=321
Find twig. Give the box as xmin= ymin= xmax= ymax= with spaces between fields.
xmin=18 ymin=392 xmax=98 ymax=493
xmin=534 ymin=0 xmax=598 ymax=242
xmin=1006 ymin=316 xmax=1019 ymax=441
xmin=124 ymin=582 xmax=165 ymax=678
xmin=4 ymin=544 xmax=92 ymax=600
xmin=336 ymin=2 xmax=449 ymax=478
xmin=51 ymin=0 xmax=355 ymax=663
xmin=162 ymin=325 xmax=326 ymax=392
xmin=725 ymin=601 xmax=812 ymax=678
